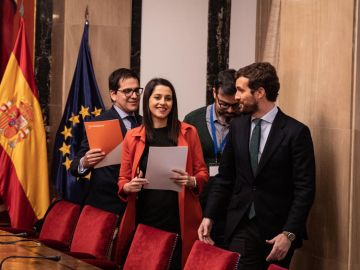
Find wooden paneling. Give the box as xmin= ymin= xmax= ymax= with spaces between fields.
xmin=256 ymin=0 xmax=358 ymax=269
xmin=50 ymin=0 xmax=132 ymax=153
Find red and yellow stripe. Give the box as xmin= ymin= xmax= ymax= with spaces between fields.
xmin=0 ymin=18 xmax=49 ymax=229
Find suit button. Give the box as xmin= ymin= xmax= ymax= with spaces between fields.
xmin=252 ymin=186 xmax=256 ymax=191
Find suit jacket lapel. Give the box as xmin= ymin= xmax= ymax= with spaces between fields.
xmin=200 ymin=109 xmax=215 ymax=155
xmin=257 ymin=110 xmax=286 ymax=174
xmin=109 ymin=107 xmax=127 ymax=137
xmin=110 ymin=106 xmax=143 ymax=137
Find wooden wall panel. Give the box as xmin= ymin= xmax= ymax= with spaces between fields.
xmin=50 ymin=0 xmax=131 ymax=157
xmin=259 ymin=0 xmax=357 ymax=269
xmin=350 ymin=1 xmax=360 ymax=269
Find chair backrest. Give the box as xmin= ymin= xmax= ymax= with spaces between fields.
xmin=184 ymin=240 xmax=240 ymax=270
xmin=38 ymin=200 xmax=81 ymax=247
xmin=268 ymin=264 xmax=288 ymax=270
xmin=70 ymin=205 xmax=119 ymax=259
xmin=123 ymin=224 xmax=178 ymax=270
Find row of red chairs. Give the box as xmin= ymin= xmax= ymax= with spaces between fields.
xmin=1 ymin=200 xmax=119 ymax=268
xmin=123 ymin=224 xmax=287 ymax=270
xmin=1 ymin=200 xmax=288 ymax=270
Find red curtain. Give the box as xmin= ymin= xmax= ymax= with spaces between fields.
xmin=0 ymin=0 xmax=35 ymax=82
xmin=0 ymin=0 xmax=17 ymax=81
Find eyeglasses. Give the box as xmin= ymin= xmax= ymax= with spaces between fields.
xmin=117 ymin=87 xmax=144 ymax=97
xmin=217 ymin=97 xmax=240 ymax=110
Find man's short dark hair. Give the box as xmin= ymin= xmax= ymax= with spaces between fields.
xmin=214 ymin=69 xmax=236 ymax=96
xmin=108 ymin=68 xmax=140 ymax=90
xmin=236 ymin=62 xmax=280 ymax=102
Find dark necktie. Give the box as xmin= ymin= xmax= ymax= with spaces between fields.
xmin=127 ymin=115 xmax=138 ymax=129
xmin=248 ymin=118 xmax=262 ymax=219
xmin=249 ymin=118 xmax=262 ymax=174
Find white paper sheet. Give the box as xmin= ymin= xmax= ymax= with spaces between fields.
xmin=94 ymin=143 xmax=122 ymax=169
xmin=143 ymin=146 xmax=188 ymax=192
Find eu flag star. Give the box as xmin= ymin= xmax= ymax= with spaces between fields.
xmin=79 ymin=106 xmax=90 ymax=119
xmin=61 ymin=126 xmax=72 ymax=140
xmin=62 ymin=156 xmax=72 ymax=170
xmin=59 ymin=142 xmax=71 ymax=156
xmin=84 ymin=172 xmax=92 ymax=180
xmin=91 ymin=107 xmax=102 ymax=117
xmin=69 ymin=113 xmax=80 ymax=125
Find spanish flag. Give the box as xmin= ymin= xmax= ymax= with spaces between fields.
xmin=0 ymin=18 xmax=50 ymax=229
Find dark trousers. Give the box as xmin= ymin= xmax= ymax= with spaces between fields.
xmin=201 ymin=177 xmax=227 ymax=249
xmin=228 ymin=217 xmax=294 ymax=270
xmin=169 ymin=238 xmax=181 ymax=270
xmin=211 ymin=218 xmax=226 ymax=249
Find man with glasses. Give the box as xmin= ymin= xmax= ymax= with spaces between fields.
xmin=70 ymin=68 xmax=142 ymax=215
xmin=184 ymin=69 xmax=240 ymax=248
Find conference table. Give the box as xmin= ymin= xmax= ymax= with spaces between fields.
xmin=0 ymin=230 xmax=100 ymax=269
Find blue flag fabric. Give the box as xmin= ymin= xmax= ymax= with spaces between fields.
xmin=52 ymin=22 xmax=105 ymax=203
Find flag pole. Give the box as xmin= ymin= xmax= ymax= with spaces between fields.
xmin=19 ymin=0 xmax=24 ymax=17
xmin=85 ymin=6 xmax=89 ymax=25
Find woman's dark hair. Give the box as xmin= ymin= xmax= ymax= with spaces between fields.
xmin=142 ymin=78 xmax=180 ymax=144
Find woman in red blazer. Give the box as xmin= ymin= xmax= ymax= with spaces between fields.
xmin=117 ymin=78 xmax=208 ymax=268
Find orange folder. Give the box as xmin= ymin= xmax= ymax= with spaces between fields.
xmin=84 ymin=119 xmax=123 ymax=155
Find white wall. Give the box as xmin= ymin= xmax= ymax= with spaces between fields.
xmin=140 ymin=0 xmax=209 ymax=119
xmin=140 ymin=0 xmax=257 ymax=118
xmin=229 ymin=0 xmax=257 ymax=69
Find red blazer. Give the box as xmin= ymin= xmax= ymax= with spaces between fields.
xmin=116 ymin=122 xmax=208 ymax=266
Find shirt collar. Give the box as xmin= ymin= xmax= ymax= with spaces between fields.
xmin=113 ymin=104 xmax=135 ymax=119
xmin=252 ymin=105 xmax=278 ymax=124
xmin=210 ymin=103 xmax=229 ymax=126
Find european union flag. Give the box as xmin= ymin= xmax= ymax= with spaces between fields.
xmin=52 ymin=21 xmax=105 ymax=203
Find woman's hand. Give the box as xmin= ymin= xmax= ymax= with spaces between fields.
xmin=170 ymin=169 xmax=196 ymax=188
xmin=123 ymin=171 xmax=149 ymax=194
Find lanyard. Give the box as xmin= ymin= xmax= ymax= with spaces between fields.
xmin=210 ymin=104 xmax=228 ymax=160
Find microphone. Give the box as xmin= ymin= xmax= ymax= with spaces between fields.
xmin=0 ymin=239 xmax=41 ymax=245
xmin=0 ymin=255 xmax=61 ymax=269
xmin=0 ymin=232 xmax=29 ymax=237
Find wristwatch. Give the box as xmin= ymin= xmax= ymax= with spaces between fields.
xmin=282 ymin=231 xmax=296 ymax=242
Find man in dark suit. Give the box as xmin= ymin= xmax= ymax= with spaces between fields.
xmin=70 ymin=68 xmax=142 ymax=215
xmin=184 ymin=69 xmax=240 ymax=248
xmin=198 ymin=62 xmax=315 ymax=269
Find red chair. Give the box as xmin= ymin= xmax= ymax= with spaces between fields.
xmin=38 ymin=200 xmax=82 ymax=251
xmin=122 ymin=224 xmax=178 ymax=270
xmin=68 ymin=205 xmax=119 ymax=260
xmin=0 ymin=200 xmax=81 ymax=250
xmin=268 ymin=264 xmax=288 ymax=270
xmin=184 ymin=240 xmax=240 ymax=270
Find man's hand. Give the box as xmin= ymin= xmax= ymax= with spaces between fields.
xmin=198 ymin=218 xmax=215 ymax=245
xmin=265 ymin=233 xmax=291 ymax=261
xmin=82 ymin=148 xmax=105 ymax=168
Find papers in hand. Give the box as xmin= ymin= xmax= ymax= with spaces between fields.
xmin=144 ymin=146 xmax=188 ymax=192
xmin=84 ymin=119 xmax=123 ymax=168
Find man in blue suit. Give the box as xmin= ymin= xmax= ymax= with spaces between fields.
xmin=198 ymin=62 xmax=315 ymax=269
xmin=70 ymin=68 xmax=142 ymax=215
